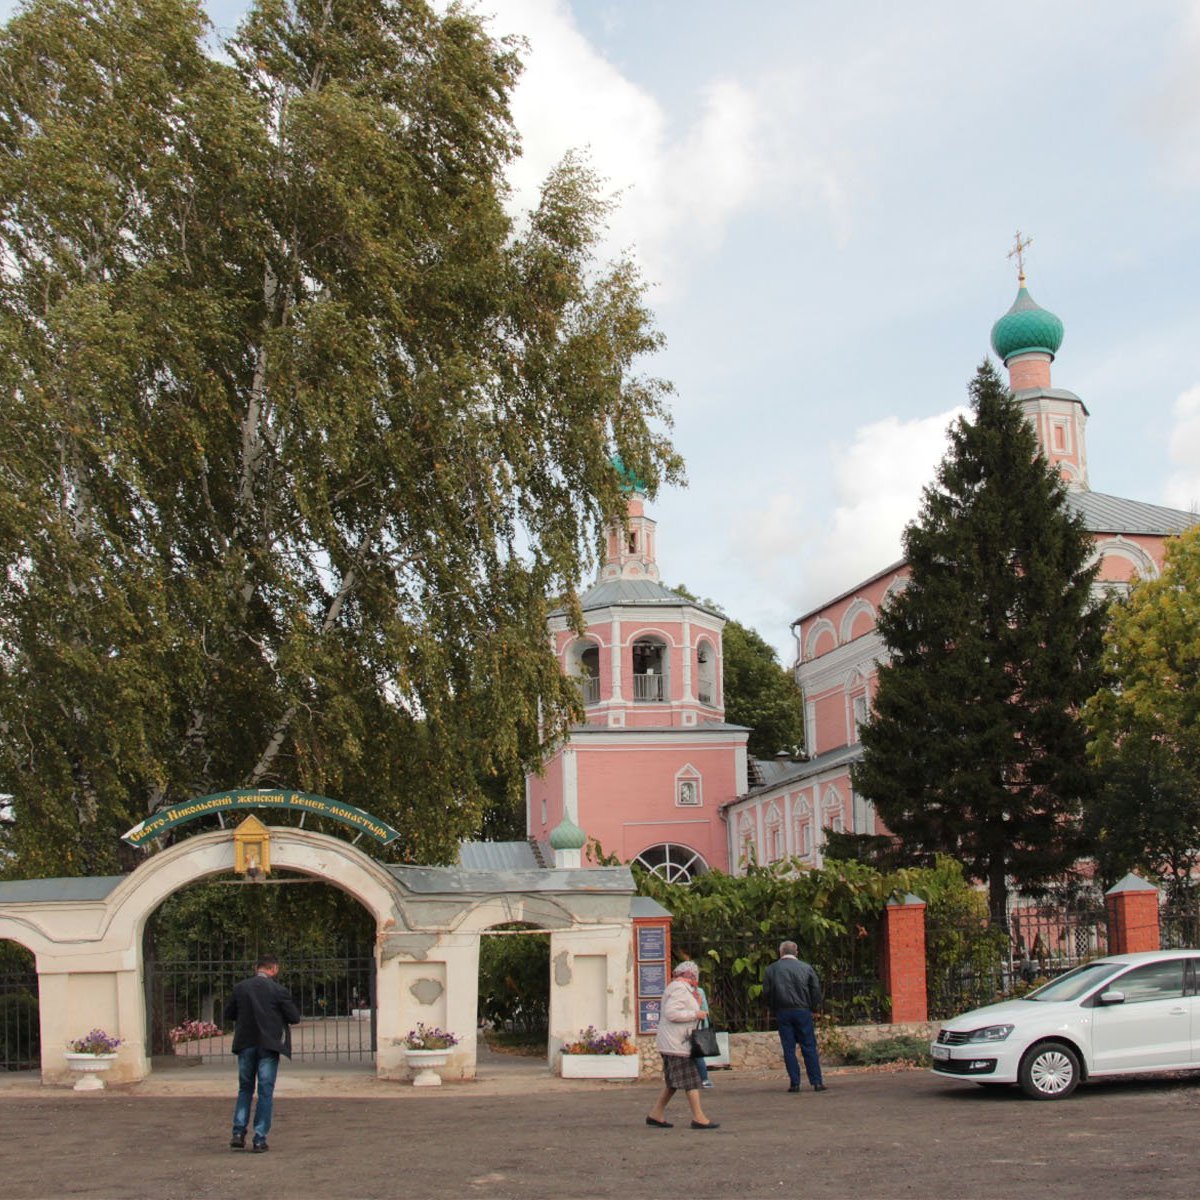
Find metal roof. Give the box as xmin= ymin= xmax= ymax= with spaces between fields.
xmin=457 ymin=840 xmax=549 ymax=871
xmin=731 ymin=744 xmax=865 ymax=805
xmin=386 ymin=864 xmax=635 ymax=894
xmin=553 ymin=578 xmax=724 ymax=619
xmin=1065 ymin=490 xmax=1197 ymax=536
xmin=0 ymin=876 xmax=124 ymax=903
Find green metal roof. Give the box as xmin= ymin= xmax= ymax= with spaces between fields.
xmin=549 ymin=816 xmax=587 ymax=851
xmin=990 ymin=283 xmax=1064 ymax=361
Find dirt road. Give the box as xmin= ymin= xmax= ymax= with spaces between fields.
xmin=4 ymin=1067 xmax=1196 ymax=1199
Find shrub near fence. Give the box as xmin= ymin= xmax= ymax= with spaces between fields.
xmin=925 ymin=898 xmax=1108 ymax=1020
xmin=638 ymin=858 xmax=899 ymax=1032
xmin=677 ymin=927 xmax=888 ymax=1029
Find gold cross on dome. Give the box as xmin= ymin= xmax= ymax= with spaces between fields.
xmin=1007 ymin=230 xmax=1033 ymax=282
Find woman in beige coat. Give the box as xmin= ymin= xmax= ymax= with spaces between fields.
xmin=645 ymin=961 xmax=719 ymax=1130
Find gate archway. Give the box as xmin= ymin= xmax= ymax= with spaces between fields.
xmin=0 ymin=823 xmax=640 ymax=1085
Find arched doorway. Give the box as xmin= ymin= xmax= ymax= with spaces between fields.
xmin=143 ymin=876 xmax=376 ymax=1065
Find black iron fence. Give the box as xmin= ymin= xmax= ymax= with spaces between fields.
xmin=146 ymin=937 xmax=376 ymax=1063
xmin=926 ymin=901 xmax=1108 ymax=1020
xmin=0 ymin=944 xmax=39 ymax=1071
xmin=671 ymin=923 xmax=889 ymax=1032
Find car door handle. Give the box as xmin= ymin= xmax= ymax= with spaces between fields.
xmin=1169 ymin=1007 xmax=1187 ymax=1014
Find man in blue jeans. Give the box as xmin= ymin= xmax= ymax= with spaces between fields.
xmin=224 ymin=954 xmax=301 ymax=1152
xmin=762 ymin=940 xmax=826 ymax=1094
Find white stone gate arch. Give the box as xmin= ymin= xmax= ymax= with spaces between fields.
xmin=0 ymin=826 xmax=639 ymax=1085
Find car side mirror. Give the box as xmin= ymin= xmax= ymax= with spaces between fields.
xmin=1097 ymin=989 xmax=1126 ymax=1006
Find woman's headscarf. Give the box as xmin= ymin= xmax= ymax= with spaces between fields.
xmin=672 ymin=960 xmax=700 ymax=981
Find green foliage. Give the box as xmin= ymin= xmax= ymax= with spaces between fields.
xmin=672 ymin=588 xmax=804 ymax=758
xmin=720 ymin=621 xmax=805 ymax=759
xmin=855 ymin=363 xmax=1104 ymax=922
xmin=477 ymin=925 xmax=549 ymax=1037
xmin=842 ymin=1035 xmax=931 ymax=1067
xmin=906 ymin=856 xmax=1010 ymax=1013
xmin=1084 ymin=526 xmax=1200 ymax=898
xmin=639 ymin=858 xmax=904 ymax=1027
xmin=0 ymin=0 xmax=680 ymax=877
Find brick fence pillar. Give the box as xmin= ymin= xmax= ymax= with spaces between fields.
xmin=1105 ymin=873 xmax=1160 ymax=954
xmin=881 ymin=893 xmax=927 ymax=1024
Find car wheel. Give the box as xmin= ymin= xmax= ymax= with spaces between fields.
xmin=1018 ymin=1041 xmax=1080 ymax=1100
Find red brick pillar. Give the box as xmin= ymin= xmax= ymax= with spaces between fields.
xmin=881 ymin=894 xmax=927 ymax=1024
xmin=1105 ymin=874 xmax=1160 ymax=954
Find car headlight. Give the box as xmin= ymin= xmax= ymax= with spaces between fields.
xmin=964 ymin=1024 xmax=1014 ymax=1043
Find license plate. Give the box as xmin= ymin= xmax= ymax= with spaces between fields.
xmin=932 ymin=1044 xmax=950 ymax=1061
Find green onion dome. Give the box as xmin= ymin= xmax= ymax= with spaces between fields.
xmin=990 ymin=281 xmax=1064 ymax=361
xmin=549 ymin=816 xmax=588 ymax=852
xmin=610 ymin=454 xmax=647 ymax=495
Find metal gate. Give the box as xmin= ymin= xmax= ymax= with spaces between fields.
xmin=145 ymin=937 xmax=376 ymax=1064
xmin=0 ymin=944 xmax=39 ymax=1071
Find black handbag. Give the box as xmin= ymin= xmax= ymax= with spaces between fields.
xmin=690 ymin=1026 xmax=719 ymax=1058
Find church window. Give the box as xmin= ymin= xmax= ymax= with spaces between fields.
xmin=852 ymin=694 xmax=869 ymax=741
xmin=632 ymin=638 xmax=667 ymax=701
xmin=696 ymin=639 xmax=717 ymax=706
xmin=633 ymin=844 xmax=708 ymax=884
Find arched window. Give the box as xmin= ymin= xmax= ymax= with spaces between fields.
xmin=632 ymin=844 xmax=708 ymax=884
xmin=792 ymin=797 xmax=812 ymax=859
xmin=632 ymin=637 xmax=667 ymax=702
xmin=737 ymin=814 xmax=756 ymax=871
xmin=823 ymin=788 xmax=844 ymax=836
xmin=696 ymin=639 xmax=717 ymax=707
xmin=765 ymin=802 xmax=784 ymax=863
xmin=566 ymin=639 xmax=601 ymax=705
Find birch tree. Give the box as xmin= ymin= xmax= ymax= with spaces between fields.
xmin=0 ymin=0 xmax=679 ymax=874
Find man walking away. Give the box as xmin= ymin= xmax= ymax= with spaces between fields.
xmin=224 ymin=953 xmax=301 ymax=1152
xmin=762 ymin=940 xmax=826 ymax=1093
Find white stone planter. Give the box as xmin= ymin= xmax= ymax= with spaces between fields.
xmin=64 ymin=1052 xmax=118 ymax=1091
xmin=560 ymin=1053 xmax=640 ymax=1080
xmin=404 ymin=1047 xmax=450 ymax=1087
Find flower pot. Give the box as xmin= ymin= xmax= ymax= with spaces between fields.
xmin=64 ymin=1052 xmax=118 ymax=1091
xmin=404 ymin=1047 xmax=450 ymax=1087
xmin=560 ymin=1052 xmax=640 ymax=1080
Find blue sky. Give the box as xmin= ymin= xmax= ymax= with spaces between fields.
xmin=10 ymin=1 xmax=1200 ymax=660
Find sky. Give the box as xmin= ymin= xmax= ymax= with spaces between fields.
xmin=10 ymin=0 xmax=1200 ymax=661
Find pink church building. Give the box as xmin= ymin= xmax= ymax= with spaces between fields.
xmin=523 ymin=480 xmax=748 ymax=881
xmin=722 ymin=271 xmax=1198 ymax=872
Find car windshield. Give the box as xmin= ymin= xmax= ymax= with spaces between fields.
xmin=1023 ymin=961 xmax=1125 ymax=1002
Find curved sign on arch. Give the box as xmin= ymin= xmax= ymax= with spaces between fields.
xmin=121 ymin=789 xmax=401 ymax=847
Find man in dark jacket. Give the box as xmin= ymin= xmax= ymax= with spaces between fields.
xmin=224 ymin=954 xmax=301 ymax=1152
xmin=762 ymin=940 xmax=826 ymax=1093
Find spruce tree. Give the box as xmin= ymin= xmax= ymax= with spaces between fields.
xmin=853 ymin=362 xmax=1104 ymax=924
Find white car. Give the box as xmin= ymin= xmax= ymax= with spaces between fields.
xmin=932 ymin=948 xmax=1200 ymax=1099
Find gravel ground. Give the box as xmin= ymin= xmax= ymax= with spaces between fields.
xmin=3 ymin=1066 xmax=1199 ymax=1199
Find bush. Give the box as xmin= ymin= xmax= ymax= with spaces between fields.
xmin=842 ymin=1035 xmax=931 ymax=1067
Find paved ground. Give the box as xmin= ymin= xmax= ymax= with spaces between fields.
xmin=4 ymin=1059 xmax=1200 ymax=1199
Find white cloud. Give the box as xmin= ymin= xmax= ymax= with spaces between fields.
xmin=1163 ymin=385 xmax=1200 ymax=511
xmin=734 ymin=408 xmax=965 ymax=622
xmin=1141 ymin=1 xmax=1200 ymax=191
xmin=483 ymin=0 xmax=862 ymax=286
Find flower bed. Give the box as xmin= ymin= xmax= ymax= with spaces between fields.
xmin=169 ymin=1019 xmax=222 ymax=1044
